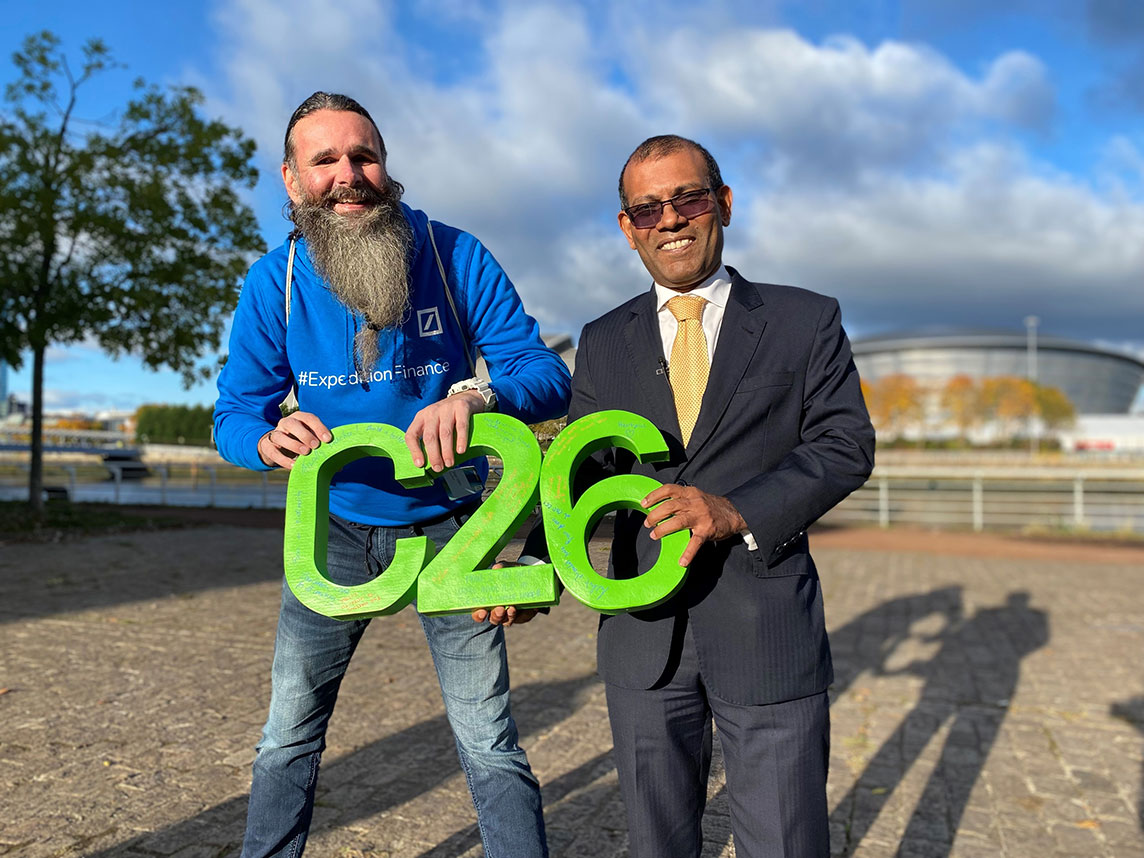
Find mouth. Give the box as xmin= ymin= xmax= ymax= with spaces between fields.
xmin=324 ymin=186 xmax=384 ymax=212
xmin=658 ymin=236 xmax=695 ymax=252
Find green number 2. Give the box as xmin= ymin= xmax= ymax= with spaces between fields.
xmin=283 ymin=410 xmax=691 ymax=619
xmin=414 ymin=414 xmax=558 ymax=615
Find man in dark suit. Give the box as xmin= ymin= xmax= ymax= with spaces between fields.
xmin=570 ymin=135 xmax=875 ymax=857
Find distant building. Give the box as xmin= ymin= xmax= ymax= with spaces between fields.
xmin=852 ymin=331 xmax=1144 ymax=415
xmin=0 ymin=361 xmax=7 ymax=418
xmin=1059 ymin=415 xmax=1144 ymax=454
xmin=542 ymin=333 xmax=576 ymax=374
xmin=94 ymin=409 xmax=135 ymax=433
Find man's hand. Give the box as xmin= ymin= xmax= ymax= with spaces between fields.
xmin=470 ymin=561 xmax=539 ymax=626
xmin=257 ymin=411 xmax=333 ymax=470
xmin=471 ymin=605 xmax=539 ymax=626
xmin=641 ymin=483 xmax=747 ymax=567
xmin=405 ymin=391 xmax=486 ymax=472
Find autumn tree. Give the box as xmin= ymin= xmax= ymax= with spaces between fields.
xmin=865 ymin=373 xmax=926 ymax=442
xmin=0 ymin=32 xmax=263 ymax=512
xmin=940 ymin=374 xmax=982 ymax=442
xmin=52 ymin=416 xmax=101 ymax=431
xmin=981 ymin=376 xmax=1038 ymax=439
xmin=1035 ymin=384 xmax=1076 ymax=432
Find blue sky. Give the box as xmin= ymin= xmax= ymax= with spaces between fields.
xmin=3 ymin=0 xmax=1143 ymax=413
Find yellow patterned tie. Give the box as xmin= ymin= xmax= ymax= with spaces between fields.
xmin=667 ymin=295 xmax=710 ymax=445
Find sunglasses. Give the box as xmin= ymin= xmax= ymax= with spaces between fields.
xmin=624 ymin=188 xmax=715 ymax=229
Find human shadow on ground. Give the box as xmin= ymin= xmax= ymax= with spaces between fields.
xmin=701 ymin=586 xmax=966 ymax=856
xmin=84 ymin=671 xmax=602 ymax=858
xmin=1110 ymin=695 xmax=1144 ymax=833
xmin=830 ymin=590 xmax=1049 ymax=856
xmin=418 ymin=588 xmax=1051 ymax=858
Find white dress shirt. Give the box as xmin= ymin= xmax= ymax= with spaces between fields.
xmin=652 ymin=266 xmax=732 ymax=361
xmin=652 ymin=266 xmax=758 ymax=551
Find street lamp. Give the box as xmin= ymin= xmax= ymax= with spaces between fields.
xmin=1024 ymin=316 xmax=1040 ymax=455
xmin=1024 ymin=315 xmax=1039 ymax=382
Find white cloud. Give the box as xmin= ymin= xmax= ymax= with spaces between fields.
xmin=733 ymin=142 xmax=1144 ymax=340
xmin=201 ymin=1 xmax=651 ymax=328
xmin=195 ymin=3 xmax=1142 ymax=353
xmin=38 ymin=389 xmax=136 ymax=412
xmin=205 ymin=0 xmax=398 ymax=175
xmin=44 ymin=337 xmax=103 ymax=364
xmin=629 ymin=30 xmax=1054 ymax=185
xmin=980 ymin=50 xmax=1054 ymax=129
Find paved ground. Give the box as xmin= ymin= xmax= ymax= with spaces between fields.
xmin=1 ymin=516 xmax=1143 ymax=858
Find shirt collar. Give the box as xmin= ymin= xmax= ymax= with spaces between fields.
xmin=654 ymin=265 xmax=732 ymax=313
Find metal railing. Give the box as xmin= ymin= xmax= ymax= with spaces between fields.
xmin=0 ymin=425 xmax=133 ymax=448
xmin=0 ymin=458 xmax=504 ymax=510
xmin=4 ymin=457 xmax=1143 ymax=535
xmin=0 ymin=461 xmax=290 ymax=509
xmin=824 ymin=467 xmax=1144 ymax=534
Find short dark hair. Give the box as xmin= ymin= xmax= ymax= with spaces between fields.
xmin=618 ymin=135 xmax=724 ymax=208
xmin=283 ymin=91 xmax=387 ymax=169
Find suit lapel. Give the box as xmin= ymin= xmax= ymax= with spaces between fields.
xmin=624 ymin=289 xmax=680 ymax=438
xmin=683 ymin=273 xmax=768 ymax=459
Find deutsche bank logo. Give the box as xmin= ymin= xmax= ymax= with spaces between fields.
xmin=417 ymin=307 xmax=444 ymax=337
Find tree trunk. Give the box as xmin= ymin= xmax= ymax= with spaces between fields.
xmin=27 ymin=342 xmax=45 ymax=514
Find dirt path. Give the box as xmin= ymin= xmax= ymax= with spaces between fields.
xmin=810 ymin=523 xmax=1144 ymax=564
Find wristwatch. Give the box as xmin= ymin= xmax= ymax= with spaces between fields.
xmin=447 ymin=377 xmax=497 ymax=411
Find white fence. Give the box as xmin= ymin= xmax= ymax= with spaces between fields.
xmin=0 ymin=461 xmax=289 ymax=509
xmin=825 ymin=467 xmax=1144 ymax=533
xmin=5 ymin=456 xmax=1144 ymax=535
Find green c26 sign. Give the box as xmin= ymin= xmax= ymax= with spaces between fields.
xmin=283 ymin=410 xmax=691 ymax=619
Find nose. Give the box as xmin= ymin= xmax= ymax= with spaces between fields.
xmin=656 ymin=199 xmax=686 ymax=229
xmin=334 ymin=154 xmax=360 ymax=186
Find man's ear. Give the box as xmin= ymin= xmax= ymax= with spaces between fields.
xmin=617 ymin=211 xmax=638 ymax=250
xmin=281 ymin=162 xmax=302 ymax=206
xmin=717 ymin=185 xmax=733 ymax=227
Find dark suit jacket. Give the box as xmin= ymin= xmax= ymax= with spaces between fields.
xmin=566 ymin=268 xmax=875 ymax=705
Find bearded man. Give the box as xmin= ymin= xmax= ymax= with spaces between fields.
xmin=213 ymin=92 xmax=570 ymax=858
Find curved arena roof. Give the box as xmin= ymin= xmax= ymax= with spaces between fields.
xmin=851 ymin=331 xmax=1144 ymax=414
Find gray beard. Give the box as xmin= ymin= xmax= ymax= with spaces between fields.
xmin=293 ymin=192 xmax=412 ymax=374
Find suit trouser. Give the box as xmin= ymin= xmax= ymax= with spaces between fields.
xmin=604 ymin=622 xmax=830 ymax=858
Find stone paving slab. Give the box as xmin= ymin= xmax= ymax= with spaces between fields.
xmin=1 ymin=524 xmax=1142 ymax=857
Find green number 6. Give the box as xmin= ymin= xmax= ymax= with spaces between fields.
xmin=540 ymin=410 xmax=691 ymax=614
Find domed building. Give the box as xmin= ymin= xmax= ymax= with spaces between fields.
xmin=851 ymin=331 xmax=1144 ymax=415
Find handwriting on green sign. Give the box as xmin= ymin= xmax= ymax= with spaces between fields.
xmin=283 ymin=410 xmax=690 ymax=619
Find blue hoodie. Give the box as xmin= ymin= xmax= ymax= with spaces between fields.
xmin=213 ymin=204 xmax=571 ymax=526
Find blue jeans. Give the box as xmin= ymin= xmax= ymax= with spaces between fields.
xmin=241 ymin=512 xmax=547 ymax=858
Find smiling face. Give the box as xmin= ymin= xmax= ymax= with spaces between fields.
xmin=282 ymin=109 xmax=389 ymax=216
xmin=618 ymin=147 xmax=733 ymax=292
